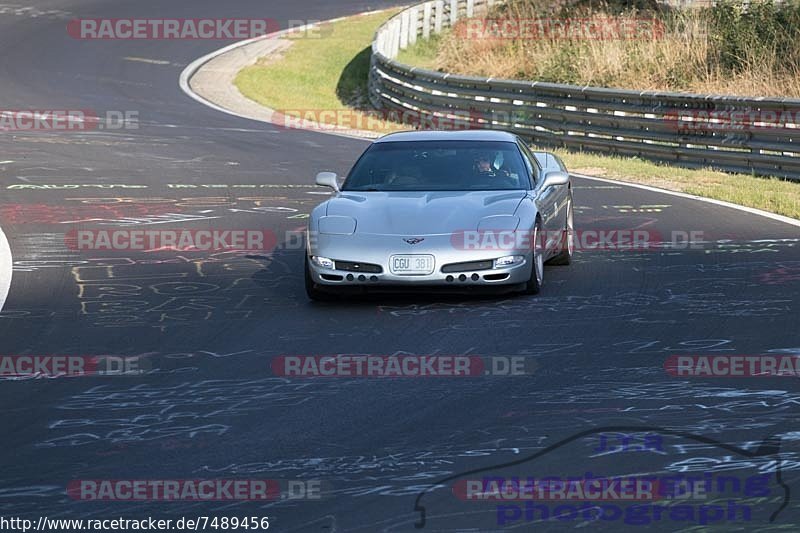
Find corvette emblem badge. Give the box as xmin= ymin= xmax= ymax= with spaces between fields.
xmin=403 ymin=237 xmax=424 ymax=245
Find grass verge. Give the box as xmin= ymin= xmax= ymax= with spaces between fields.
xmin=234 ymin=9 xmax=800 ymax=220
xmin=235 ymin=10 xmax=401 ymax=131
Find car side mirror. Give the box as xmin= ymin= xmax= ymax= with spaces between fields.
xmin=315 ymin=171 xmax=340 ymax=192
xmin=541 ymin=170 xmax=569 ymax=190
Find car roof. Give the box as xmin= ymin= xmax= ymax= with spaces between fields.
xmin=373 ymin=129 xmax=519 ymax=143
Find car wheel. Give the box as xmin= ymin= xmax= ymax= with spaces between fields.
xmin=305 ymin=257 xmax=336 ymax=301
xmin=524 ymin=221 xmax=544 ymax=295
xmin=548 ymin=197 xmax=574 ymax=266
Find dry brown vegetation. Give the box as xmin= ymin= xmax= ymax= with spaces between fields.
xmin=427 ymin=0 xmax=800 ymax=97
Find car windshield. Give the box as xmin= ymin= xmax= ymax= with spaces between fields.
xmin=342 ymin=140 xmax=530 ymax=191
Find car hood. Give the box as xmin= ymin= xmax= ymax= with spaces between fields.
xmin=325 ymin=191 xmax=527 ymax=235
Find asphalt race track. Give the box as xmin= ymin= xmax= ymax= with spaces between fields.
xmin=1 ymin=1 xmax=800 ymax=531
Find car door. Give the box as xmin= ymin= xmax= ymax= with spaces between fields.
xmin=518 ymin=141 xmax=560 ymax=254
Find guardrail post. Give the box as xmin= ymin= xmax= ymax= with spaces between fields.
xmin=423 ymin=2 xmax=432 ymax=39
xmin=434 ymin=0 xmax=444 ymax=33
xmin=400 ymin=10 xmax=410 ymax=49
xmin=391 ymin=19 xmax=401 ymax=58
xmin=376 ymin=30 xmax=386 ymax=56
xmin=409 ymin=7 xmax=419 ymax=45
xmin=449 ymin=0 xmax=458 ymax=26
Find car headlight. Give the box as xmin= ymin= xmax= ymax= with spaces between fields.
xmin=311 ymin=256 xmax=335 ymax=269
xmin=494 ymin=255 xmax=525 ymax=268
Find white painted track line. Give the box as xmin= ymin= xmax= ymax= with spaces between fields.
xmin=0 ymin=225 xmax=11 ymax=312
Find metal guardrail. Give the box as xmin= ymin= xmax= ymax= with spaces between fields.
xmin=368 ymin=0 xmax=800 ymax=180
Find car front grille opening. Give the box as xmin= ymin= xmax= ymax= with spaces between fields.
xmin=320 ymin=274 xmax=344 ymax=281
xmin=335 ymin=260 xmax=383 ymax=273
xmin=483 ymin=273 xmax=510 ymax=281
xmin=441 ymin=260 xmax=494 ymax=273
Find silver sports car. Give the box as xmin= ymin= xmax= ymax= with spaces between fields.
xmin=304 ymin=130 xmax=573 ymax=300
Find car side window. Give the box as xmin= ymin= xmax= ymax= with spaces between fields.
xmin=516 ymin=141 xmax=540 ymax=187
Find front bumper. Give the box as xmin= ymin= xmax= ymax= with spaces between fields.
xmin=307 ymin=233 xmax=532 ymax=288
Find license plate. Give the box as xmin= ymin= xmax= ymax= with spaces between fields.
xmin=390 ymin=254 xmax=435 ymax=275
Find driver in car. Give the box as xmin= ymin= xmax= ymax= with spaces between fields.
xmin=473 ymin=152 xmax=510 ymax=178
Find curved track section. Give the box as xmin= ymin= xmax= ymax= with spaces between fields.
xmin=0 ymin=1 xmax=799 ymax=531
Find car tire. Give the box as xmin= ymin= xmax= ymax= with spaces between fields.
xmin=548 ymin=197 xmax=574 ymax=266
xmin=524 ymin=221 xmax=544 ymax=295
xmin=305 ymin=257 xmax=336 ymax=301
